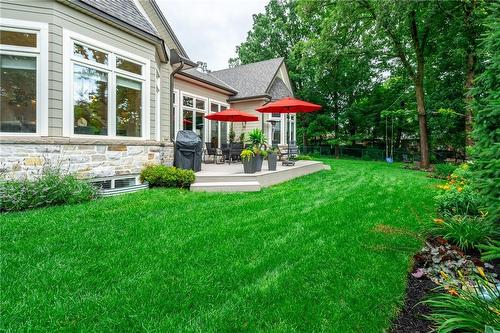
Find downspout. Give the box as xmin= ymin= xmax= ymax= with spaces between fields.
xmin=261 ymin=96 xmax=272 ymax=133
xmin=170 ymin=61 xmax=185 ymax=141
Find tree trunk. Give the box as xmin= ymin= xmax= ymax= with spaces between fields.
xmin=415 ymin=77 xmax=430 ymax=169
xmin=464 ymin=52 xmax=475 ymax=151
xmin=333 ymin=107 xmax=340 ymax=158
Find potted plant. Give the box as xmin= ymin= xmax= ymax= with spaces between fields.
xmin=248 ymin=128 xmax=267 ymax=147
xmin=240 ymin=149 xmax=256 ymax=173
xmin=267 ymin=147 xmax=279 ymax=171
xmin=253 ymin=146 xmax=268 ymax=172
xmin=247 ymin=129 xmax=268 ymax=172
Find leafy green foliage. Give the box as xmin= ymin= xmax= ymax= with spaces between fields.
xmin=0 ymin=168 xmax=97 ymax=212
xmin=139 ymin=165 xmax=194 ymax=189
xmin=424 ymin=283 xmax=500 ymax=333
xmin=471 ymin=1 xmax=500 ymax=223
xmin=478 ymin=240 xmax=500 ymax=262
xmin=240 ymin=149 xmax=254 ymax=161
xmin=431 ymin=215 xmax=496 ymax=251
xmin=231 ymin=0 xmax=490 ymax=160
xmin=433 ymin=164 xmax=458 ymax=179
xmin=247 ymin=128 xmax=267 ymax=147
xmin=295 ymin=155 xmax=312 ymax=160
xmin=435 ymin=164 xmax=482 ymax=217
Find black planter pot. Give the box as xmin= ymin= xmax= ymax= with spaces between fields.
xmin=242 ymin=157 xmax=256 ymax=174
xmin=255 ymin=155 xmax=264 ymax=172
xmin=267 ymin=153 xmax=277 ymax=171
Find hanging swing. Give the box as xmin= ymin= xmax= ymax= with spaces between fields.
xmin=385 ymin=113 xmax=394 ymax=163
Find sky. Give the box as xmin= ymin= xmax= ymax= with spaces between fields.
xmin=156 ymin=0 xmax=268 ymax=71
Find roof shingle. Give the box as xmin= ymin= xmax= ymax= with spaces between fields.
xmin=180 ymin=69 xmax=237 ymax=94
xmin=77 ymin=0 xmax=159 ymax=37
xmin=268 ymin=77 xmax=292 ymax=100
xmin=210 ymin=57 xmax=284 ymax=100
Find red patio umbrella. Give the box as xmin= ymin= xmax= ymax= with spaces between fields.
xmin=256 ymin=97 xmax=321 ymax=163
xmin=205 ymin=108 xmax=259 ymax=122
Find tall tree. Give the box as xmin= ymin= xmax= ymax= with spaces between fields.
xmin=357 ymin=0 xmax=444 ymax=168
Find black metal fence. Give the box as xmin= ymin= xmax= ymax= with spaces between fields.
xmin=299 ymin=145 xmax=464 ymax=163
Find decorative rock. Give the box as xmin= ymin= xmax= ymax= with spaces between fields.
xmin=127 ymin=146 xmax=143 ymax=155
xmin=96 ymin=145 xmax=106 ymax=154
xmin=108 ymin=144 xmax=127 ymax=151
xmin=69 ymin=155 xmax=90 ymax=164
xmin=91 ymin=155 xmax=106 ymax=162
xmin=24 ymin=157 xmax=43 ymax=166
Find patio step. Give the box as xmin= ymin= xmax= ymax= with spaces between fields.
xmin=190 ymin=181 xmax=261 ymax=192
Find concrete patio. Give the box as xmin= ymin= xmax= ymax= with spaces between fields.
xmin=190 ymin=160 xmax=330 ymax=192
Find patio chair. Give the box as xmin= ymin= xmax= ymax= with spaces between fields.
xmin=229 ymin=143 xmax=243 ymax=164
xmin=280 ymin=144 xmax=299 ymax=166
xmin=204 ymin=142 xmax=224 ymax=164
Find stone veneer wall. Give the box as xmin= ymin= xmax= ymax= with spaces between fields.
xmin=0 ymin=143 xmax=174 ymax=180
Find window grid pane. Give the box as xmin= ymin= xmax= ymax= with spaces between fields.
xmin=73 ymin=64 xmax=108 ymax=135
xmin=183 ymin=96 xmax=193 ymax=107
xmin=0 ymin=54 xmax=37 ymax=133
xmin=116 ymin=57 xmax=142 ymax=75
xmin=116 ymin=77 xmax=142 ymax=137
xmin=74 ymin=43 xmax=108 ymax=65
xmin=195 ymin=99 xmax=205 ymax=110
xmin=0 ymin=30 xmax=37 ymax=48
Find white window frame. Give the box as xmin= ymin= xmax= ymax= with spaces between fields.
xmin=267 ymin=113 xmax=284 ymax=146
xmin=173 ymin=89 xmax=180 ymax=135
xmin=178 ymin=91 xmax=208 ymax=140
xmin=207 ymin=98 xmax=230 ymax=148
xmin=0 ymin=19 xmax=48 ymax=136
xmin=155 ymin=67 xmax=161 ymax=141
xmin=62 ymin=29 xmax=150 ymax=139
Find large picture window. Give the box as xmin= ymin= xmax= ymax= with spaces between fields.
xmin=66 ymin=32 xmax=148 ymax=138
xmin=181 ymin=93 xmax=207 ymax=142
xmin=0 ymin=20 xmax=47 ymax=135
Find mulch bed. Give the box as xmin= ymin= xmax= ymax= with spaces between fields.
xmin=390 ymin=237 xmax=498 ymax=333
xmin=391 ymin=269 xmax=437 ymax=333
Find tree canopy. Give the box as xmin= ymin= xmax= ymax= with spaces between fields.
xmin=230 ymin=0 xmax=493 ymax=166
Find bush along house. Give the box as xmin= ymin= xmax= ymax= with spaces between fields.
xmin=0 ymin=0 xmax=295 ymax=191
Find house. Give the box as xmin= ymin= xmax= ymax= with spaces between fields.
xmin=0 ymin=0 xmax=295 ymax=188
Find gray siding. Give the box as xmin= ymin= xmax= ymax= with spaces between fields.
xmin=0 ymin=0 xmax=164 ymax=141
xmin=140 ymin=0 xmax=174 ymax=141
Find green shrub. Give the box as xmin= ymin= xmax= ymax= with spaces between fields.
xmin=435 ymin=185 xmax=483 ymax=217
xmin=423 ymin=282 xmax=500 ymax=333
xmin=431 ymin=215 xmax=497 ymax=251
xmin=139 ymin=165 xmax=195 ymax=188
xmin=295 ymin=155 xmax=313 ymax=160
xmin=0 ymin=168 xmax=97 ymax=212
xmin=478 ymin=241 xmax=500 ymax=262
xmin=471 ymin=1 xmax=500 ymax=223
xmin=433 ymin=163 xmax=458 ymax=179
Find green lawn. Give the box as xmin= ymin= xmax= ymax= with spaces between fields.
xmin=1 ymin=159 xmax=439 ymax=332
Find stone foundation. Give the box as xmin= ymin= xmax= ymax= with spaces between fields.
xmin=0 ymin=142 xmax=174 ymax=180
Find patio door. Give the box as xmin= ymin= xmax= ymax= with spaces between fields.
xmin=209 ymin=102 xmax=228 ymax=148
xmin=181 ymin=93 xmax=207 ymax=142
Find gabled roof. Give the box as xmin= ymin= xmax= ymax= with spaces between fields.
xmin=210 ymin=57 xmax=285 ymax=101
xmin=268 ymin=77 xmax=293 ymax=101
xmin=179 ymin=69 xmax=238 ymax=94
xmin=75 ymin=0 xmax=159 ymax=37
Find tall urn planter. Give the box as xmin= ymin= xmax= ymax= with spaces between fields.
xmin=242 ymin=157 xmax=256 ymax=174
xmin=267 ymin=152 xmax=277 ymax=171
xmin=255 ymin=154 xmax=264 ymax=172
